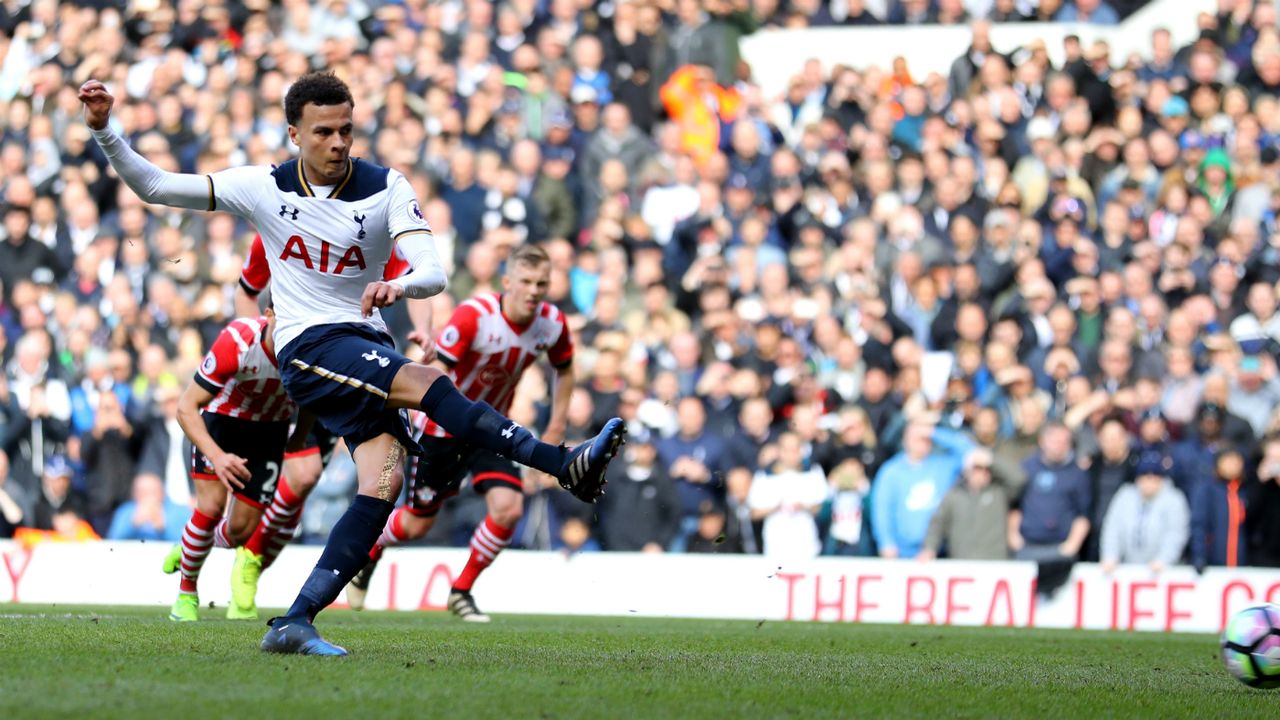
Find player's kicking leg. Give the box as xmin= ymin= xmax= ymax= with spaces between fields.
xmin=162 ymin=474 xmax=228 ymax=621
xmin=261 ymin=324 xmax=623 ymax=655
xmin=388 ymin=363 xmax=626 ymax=502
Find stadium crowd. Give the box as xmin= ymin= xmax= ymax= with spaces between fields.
xmin=2 ymin=0 xmax=1280 ymax=577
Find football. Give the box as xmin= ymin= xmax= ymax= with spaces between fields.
xmin=1220 ymin=603 xmax=1280 ymax=689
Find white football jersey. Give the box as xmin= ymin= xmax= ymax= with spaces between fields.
xmin=208 ymin=158 xmax=433 ymax=351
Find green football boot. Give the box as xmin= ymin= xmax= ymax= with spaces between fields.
xmin=227 ymin=547 xmax=263 ymax=620
xmin=161 ymin=543 xmax=182 ymax=574
xmin=169 ymin=593 xmax=199 ymax=622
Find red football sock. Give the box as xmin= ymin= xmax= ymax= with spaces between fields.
xmin=245 ymin=476 xmax=304 ymax=557
xmin=261 ymin=510 xmax=301 ymax=570
xmin=212 ymin=518 xmax=233 ymax=549
xmin=179 ymin=510 xmax=220 ymax=595
xmin=452 ymin=515 xmax=514 ymax=592
xmin=369 ymin=506 xmax=412 ymax=561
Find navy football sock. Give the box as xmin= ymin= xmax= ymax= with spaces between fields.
xmin=283 ymin=494 xmax=393 ymax=623
xmin=420 ymin=377 xmax=564 ymax=475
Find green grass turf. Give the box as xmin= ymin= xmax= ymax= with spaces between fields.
xmin=0 ymin=605 xmax=1274 ymax=719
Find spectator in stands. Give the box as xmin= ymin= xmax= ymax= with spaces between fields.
xmin=82 ymin=387 xmax=137 ymax=534
xmin=919 ymin=447 xmax=1011 ymax=561
xmin=1249 ymin=435 xmax=1280 ymax=567
xmin=1191 ymin=447 xmax=1253 ymax=570
xmin=5 ymin=334 xmax=71 ymax=494
xmin=657 ymin=396 xmax=726 ymax=551
xmin=1055 ymin=0 xmax=1121 ymax=25
xmin=558 ymin=516 xmax=603 ymax=555
xmin=134 ymin=382 xmax=191 ymax=507
xmin=599 ymin=424 xmax=682 ymax=552
xmin=1099 ymin=452 xmax=1190 ymax=573
xmin=1227 ymin=352 xmax=1280 ymax=437
xmin=1172 ymin=401 xmax=1241 ymax=498
xmin=687 ymin=498 xmax=740 ymax=554
xmin=821 ymin=455 xmax=873 ymax=556
xmin=29 ymin=455 xmax=86 ymax=532
xmin=748 ymin=431 xmax=829 ymax=558
xmin=1082 ymin=414 xmax=1137 ymax=561
xmin=0 ymin=450 xmax=25 ymax=537
xmin=1009 ymin=422 xmax=1092 ymax=562
xmin=105 ymin=473 xmax=186 ymax=542
xmin=870 ymin=418 xmax=974 ymax=558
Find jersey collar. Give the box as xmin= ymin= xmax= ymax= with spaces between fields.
xmin=297 ymin=158 xmax=354 ymax=199
xmin=498 ymin=293 xmax=535 ymax=333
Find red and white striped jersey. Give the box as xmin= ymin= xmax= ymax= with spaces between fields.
xmin=239 ymin=233 xmax=411 ymax=296
xmin=194 ymin=316 xmax=294 ymax=423
xmin=420 ymin=293 xmax=573 ymax=438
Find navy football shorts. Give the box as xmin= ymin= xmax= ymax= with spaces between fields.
xmin=277 ymin=322 xmax=421 ymax=455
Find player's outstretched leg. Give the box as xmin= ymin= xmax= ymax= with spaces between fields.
xmin=407 ymin=373 xmax=625 ymax=501
xmin=261 ymin=435 xmax=404 ymax=656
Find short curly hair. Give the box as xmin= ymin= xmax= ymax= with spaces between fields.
xmin=284 ymin=71 xmax=354 ymax=126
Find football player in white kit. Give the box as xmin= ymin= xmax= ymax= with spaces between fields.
xmin=79 ymin=72 xmax=626 ymax=656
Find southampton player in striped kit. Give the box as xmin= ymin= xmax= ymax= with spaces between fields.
xmin=222 ymin=235 xmax=422 ymax=617
xmin=163 ymin=301 xmax=303 ymax=621
xmin=80 ymin=72 xmax=624 ymax=656
xmin=346 ymin=245 xmax=574 ymax=620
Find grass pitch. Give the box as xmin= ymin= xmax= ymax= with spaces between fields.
xmin=0 ymin=604 xmax=1273 ymax=719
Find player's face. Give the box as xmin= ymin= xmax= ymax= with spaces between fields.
xmin=290 ymin=102 xmax=355 ymax=184
xmin=502 ymin=261 xmax=551 ymax=322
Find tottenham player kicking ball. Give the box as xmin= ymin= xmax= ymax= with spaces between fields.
xmin=221 ymin=234 xmax=420 ymax=617
xmin=79 ymin=72 xmax=625 ymax=656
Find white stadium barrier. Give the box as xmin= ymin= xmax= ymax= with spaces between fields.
xmin=3 ymin=540 xmax=1279 ymax=633
xmin=740 ymin=0 xmax=1216 ymax=100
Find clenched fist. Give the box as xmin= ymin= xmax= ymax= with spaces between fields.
xmin=77 ymin=79 xmax=115 ymax=131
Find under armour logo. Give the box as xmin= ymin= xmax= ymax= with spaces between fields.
xmin=501 ymin=423 xmax=519 ymax=439
xmin=354 ymin=212 xmax=367 ymax=239
xmin=279 ymin=204 xmax=299 ymax=220
xmin=362 ymin=350 xmax=390 ymax=367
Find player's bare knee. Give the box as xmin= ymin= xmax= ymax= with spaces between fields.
xmin=389 ymin=362 xmax=445 ymax=407
xmin=489 ymin=491 xmax=524 ymax=528
xmin=492 ymin=503 xmax=523 ymax=528
xmin=285 ymin=470 xmax=320 ymax=494
xmin=402 ymin=512 xmax=431 ymax=540
xmin=194 ymin=494 xmax=224 ymax=518
xmin=227 ymin=515 xmax=256 ymax=544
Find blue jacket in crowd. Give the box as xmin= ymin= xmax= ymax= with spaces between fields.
xmin=870 ymin=426 xmax=974 ymax=558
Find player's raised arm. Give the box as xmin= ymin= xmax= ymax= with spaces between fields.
xmin=78 ymin=80 xmax=216 ymax=211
